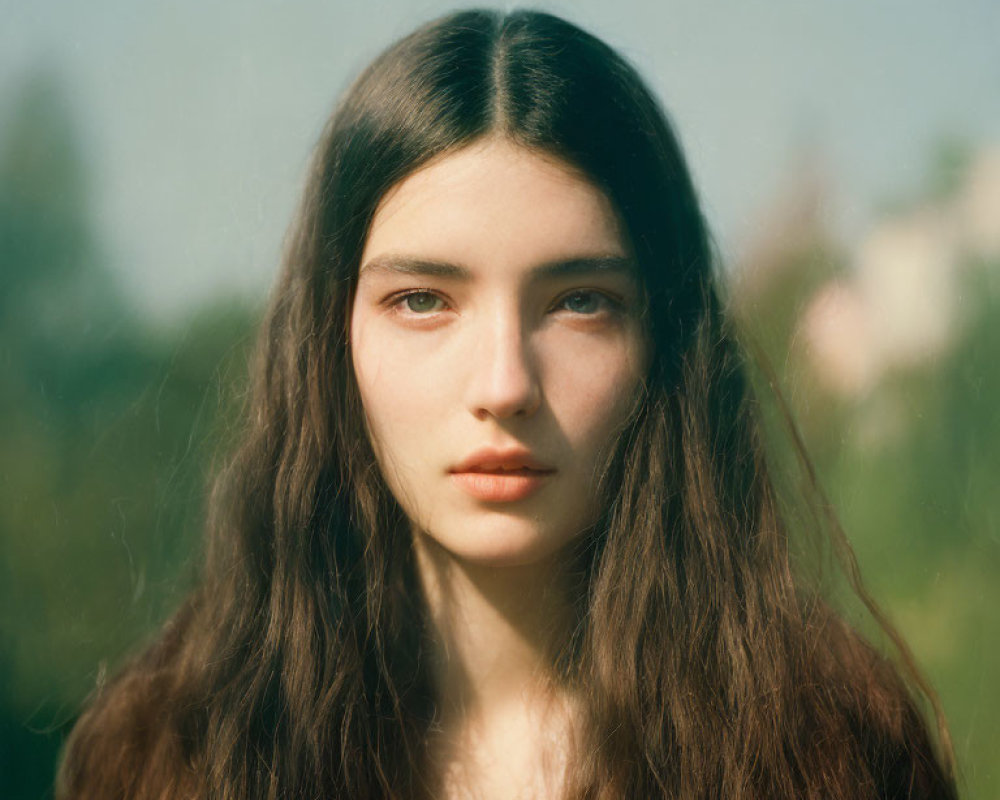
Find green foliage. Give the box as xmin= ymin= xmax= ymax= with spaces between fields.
xmin=0 ymin=73 xmax=258 ymax=799
xmin=830 ymin=278 xmax=1000 ymax=797
xmin=736 ymin=188 xmax=1000 ymax=798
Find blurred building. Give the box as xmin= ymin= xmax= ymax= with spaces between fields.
xmin=800 ymin=143 xmax=1000 ymax=399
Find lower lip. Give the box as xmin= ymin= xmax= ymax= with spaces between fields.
xmin=449 ymin=470 xmax=554 ymax=502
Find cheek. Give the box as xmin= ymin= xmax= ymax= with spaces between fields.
xmin=544 ymin=335 xmax=646 ymax=448
xmin=350 ymin=317 xmax=445 ymax=464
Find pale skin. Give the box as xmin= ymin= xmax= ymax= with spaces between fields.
xmin=350 ymin=137 xmax=650 ymax=799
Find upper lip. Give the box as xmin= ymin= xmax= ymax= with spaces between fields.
xmin=449 ymin=446 xmax=556 ymax=473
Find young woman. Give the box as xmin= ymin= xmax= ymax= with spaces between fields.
xmin=58 ymin=9 xmax=958 ymax=799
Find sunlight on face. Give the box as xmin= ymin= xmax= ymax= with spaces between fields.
xmin=350 ymin=138 xmax=649 ymax=567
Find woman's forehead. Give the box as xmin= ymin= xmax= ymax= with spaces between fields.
xmin=360 ymin=138 xmax=631 ymax=281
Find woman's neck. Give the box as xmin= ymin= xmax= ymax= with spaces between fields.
xmin=411 ymin=529 xmax=583 ymax=798
xmin=412 ymin=530 xmax=578 ymax=723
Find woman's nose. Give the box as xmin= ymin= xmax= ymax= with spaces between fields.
xmin=465 ymin=311 xmax=542 ymax=421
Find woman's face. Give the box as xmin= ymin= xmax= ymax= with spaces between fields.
xmin=350 ymin=138 xmax=648 ymax=567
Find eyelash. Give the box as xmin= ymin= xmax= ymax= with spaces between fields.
xmin=384 ymin=288 xmax=624 ymax=318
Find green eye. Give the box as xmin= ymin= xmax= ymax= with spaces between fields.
xmin=559 ymin=290 xmax=610 ymax=315
xmin=401 ymin=292 xmax=442 ymax=313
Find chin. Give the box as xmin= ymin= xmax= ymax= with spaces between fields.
xmin=418 ymin=519 xmax=573 ymax=569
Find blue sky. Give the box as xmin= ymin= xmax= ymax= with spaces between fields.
xmin=2 ymin=0 xmax=998 ymax=321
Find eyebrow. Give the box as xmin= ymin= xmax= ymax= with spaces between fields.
xmin=359 ymin=253 xmax=637 ymax=282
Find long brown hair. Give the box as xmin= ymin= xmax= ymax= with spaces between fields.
xmin=58 ymin=9 xmax=958 ymax=799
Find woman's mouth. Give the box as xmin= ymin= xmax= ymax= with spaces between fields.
xmin=448 ymin=446 xmax=556 ymax=502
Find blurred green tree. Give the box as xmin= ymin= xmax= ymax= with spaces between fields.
xmin=730 ymin=148 xmax=1000 ymax=798
xmin=0 ymin=70 xmax=257 ymax=799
